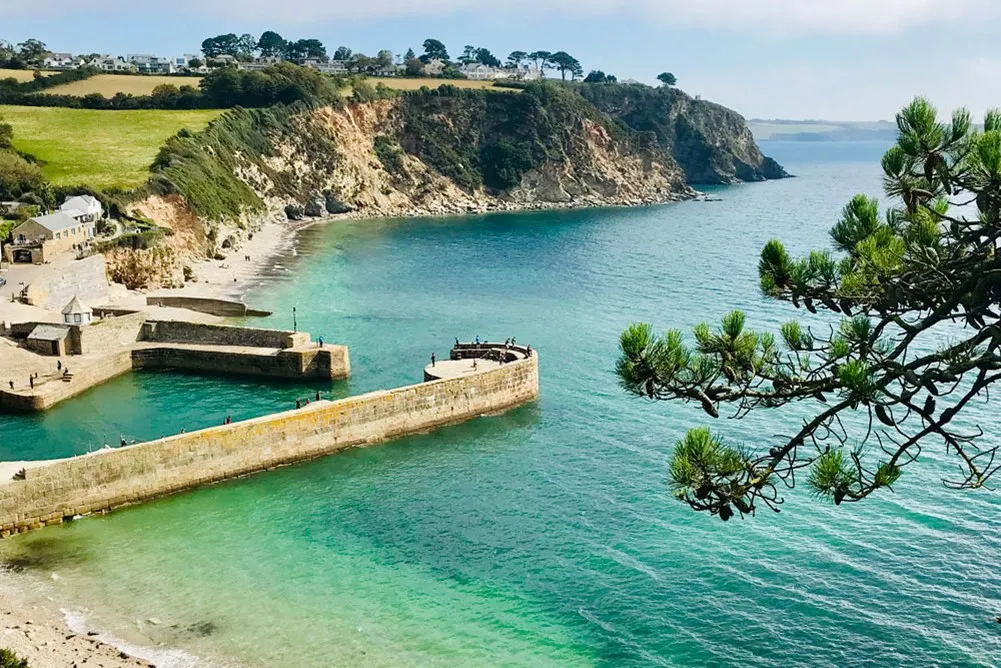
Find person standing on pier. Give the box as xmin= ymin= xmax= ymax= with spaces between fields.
xmin=431 ymin=352 xmax=436 ymax=367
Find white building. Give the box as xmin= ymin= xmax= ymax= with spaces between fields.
xmin=60 ymin=195 xmax=103 ymax=223
xmin=61 ymin=296 xmax=93 ymax=326
xmin=91 ymin=55 xmax=134 ymax=72
xmin=424 ymin=58 xmax=446 ymax=76
xmin=459 ymin=64 xmax=513 ymax=81
xmin=128 ymin=54 xmax=177 ymax=74
xmin=43 ymin=53 xmax=77 ymax=69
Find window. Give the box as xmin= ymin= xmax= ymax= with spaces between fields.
xmin=74 ymin=314 xmax=81 ymax=324
xmin=55 ymin=232 xmax=61 ymax=240
xmin=71 ymin=228 xmax=76 ymax=236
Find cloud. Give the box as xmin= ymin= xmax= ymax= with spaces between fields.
xmin=4 ymin=0 xmax=997 ymax=35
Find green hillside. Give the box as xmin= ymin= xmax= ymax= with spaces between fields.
xmin=0 ymin=105 xmax=223 ymax=188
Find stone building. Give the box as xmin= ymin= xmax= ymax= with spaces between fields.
xmin=4 ymin=212 xmax=96 ymax=264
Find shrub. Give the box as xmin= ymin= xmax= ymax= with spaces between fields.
xmin=373 ymin=135 xmax=405 ymax=175
xmin=0 ymin=648 xmax=30 ymax=668
xmin=0 ymin=151 xmax=47 ymax=200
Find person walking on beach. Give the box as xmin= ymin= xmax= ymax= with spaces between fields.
xmin=57 ymin=360 xmax=62 ymax=371
xmin=296 ymin=399 xmax=301 ymax=409
xmin=224 ymin=415 xmax=232 ymax=425
xmin=8 ymin=380 xmax=12 ymax=390
xmin=315 ymin=390 xmax=321 ymax=402
xmin=431 ymin=352 xmax=436 ymax=367
xmin=475 ymin=335 xmax=481 ymax=346
xmin=29 ymin=376 xmax=33 ymax=389
xmin=318 ymin=336 xmax=324 ymax=348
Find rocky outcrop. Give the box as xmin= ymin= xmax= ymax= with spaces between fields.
xmin=577 ymin=84 xmax=789 ymax=184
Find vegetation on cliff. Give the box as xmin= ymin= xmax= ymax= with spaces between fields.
xmin=577 ymin=83 xmax=788 ymax=184
xmin=143 ymin=82 xmax=683 ymax=228
xmin=394 ymin=83 xmax=644 ymax=192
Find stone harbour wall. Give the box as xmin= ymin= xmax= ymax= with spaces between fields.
xmin=146 ymin=296 xmax=271 ymax=318
xmin=0 ymin=354 xmax=539 ymax=536
xmin=70 ymin=312 xmax=148 ymax=355
xmin=0 ymin=350 xmax=134 ymax=412
xmin=141 ymin=321 xmax=308 ymax=349
xmin=132 ymin=344 xmax=350 ymax=380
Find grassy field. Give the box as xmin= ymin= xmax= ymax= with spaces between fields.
xmin=0 ymin=105 xmax=223 ymax=188
xmin=45 ymin=74 xmax=203 ymax=97
xmin=0 ymin=68 xmax=54 ymax=82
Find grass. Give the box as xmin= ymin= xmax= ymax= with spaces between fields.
xmin=0 ymin=68 xmax=53 ymax=82
xmin=0 ymin=105 xmax=223 ymax=188
xmin=44 ymin=74 xmax=203 ymax=97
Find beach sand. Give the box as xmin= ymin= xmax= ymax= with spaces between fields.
xmin=0 ymin=572 xmax=155 ymax=668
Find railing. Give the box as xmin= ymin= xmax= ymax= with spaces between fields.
xmin=451 ymin=341 xmax=532 ymax=363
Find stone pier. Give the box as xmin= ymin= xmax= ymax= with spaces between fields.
xmin=0 ymin=314 xmax=349 ymax=413
xmin=0 ymin=345 xmax=539 ymax=537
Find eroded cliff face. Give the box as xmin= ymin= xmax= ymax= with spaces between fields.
xmin=125 ymin=83 xmax=780 ymax=288
xmin=133 ymin=89 xmax=694 ymax=280
xmin=577 ymin=84 xmax=789 ymax=185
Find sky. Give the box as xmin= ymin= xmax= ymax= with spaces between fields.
xmin=2 ymin=0 xmax=1000 ymax=121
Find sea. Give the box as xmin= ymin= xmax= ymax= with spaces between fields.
xmin=1 ymin=140 xmax=1000 ymax=667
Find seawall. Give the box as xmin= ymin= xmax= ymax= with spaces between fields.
xmin=0 ymin=318 xmax=349 ymax=412
xmin=0 ymin=351 xmax=539 ymax=536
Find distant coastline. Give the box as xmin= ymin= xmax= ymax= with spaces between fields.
xmin=749 ymin=118 xmax=898 ymax=142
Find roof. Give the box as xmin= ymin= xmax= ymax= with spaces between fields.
xmin=24 ymin=212 xmax=80 ymax=233
xmin=61 ymin=296 xmax=92 ymax=315
xmin=61 ymin=195 xmax=101 ymax=212
xmin=27 ymin=324 xmax=70 ymax=341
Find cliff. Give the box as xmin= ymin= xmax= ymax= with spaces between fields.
xmin=120 ymin=82 xmax=785 ymax=286
xmin=576 ymin=84 xmax=789 ymax=184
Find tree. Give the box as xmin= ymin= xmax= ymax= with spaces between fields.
xmin=187 ymin=57 xmax=204 ymax=69
xmin=404 ymin=48 xmax=424 ymax=76
xmin=237 ymin=33 xmax=258 ymax=57
xmin=460 ymin=45 xmax=478 ymax=65
xmin=583 ymin=70 xmax=616 ymax=83
xmin=0 ymin=151 xmax=47 ymax=201
xmin=348 ymin=53 xmax=373 ymax=74
xmin=549 ymin=51 xmax=582 ymax=81
xmin=506 ymin=51 xmax=528 ymax=69
xmin=374 ymin=49 xmax=395 ymax=73
xmin=15 ymin=38 xmax=47 ymax=66
xmin=528 ymin=51 xmax=552 ymax=75
xmin=421 ymin=39 xmax=449 ymax=63
xmin=657 ymin=72 xmax=677 ymax=86
xmin=257 ymin=31 xmax=287 ymax=58
xmin=283 ymin=39 xmax=326 ymax=62
xmin=201 ymin=34 xmax=239 ymax=58
xmin=333 ymin=46 xmax=352 ymax=62
xmin=617 ymin=98 xmax=1001 ymax=522
xmin=475 ymin=48 xmax=501 ymax=68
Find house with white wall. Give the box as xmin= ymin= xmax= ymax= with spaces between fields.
xmin=60 ymin=195 xmax=103 ymax=223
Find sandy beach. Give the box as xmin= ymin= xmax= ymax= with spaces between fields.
xmin=0 ymin=571 xmax=155 ymax=668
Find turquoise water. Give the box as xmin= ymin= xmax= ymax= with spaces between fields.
xmin=2 ymin=141 xmax=1001 ymax=666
